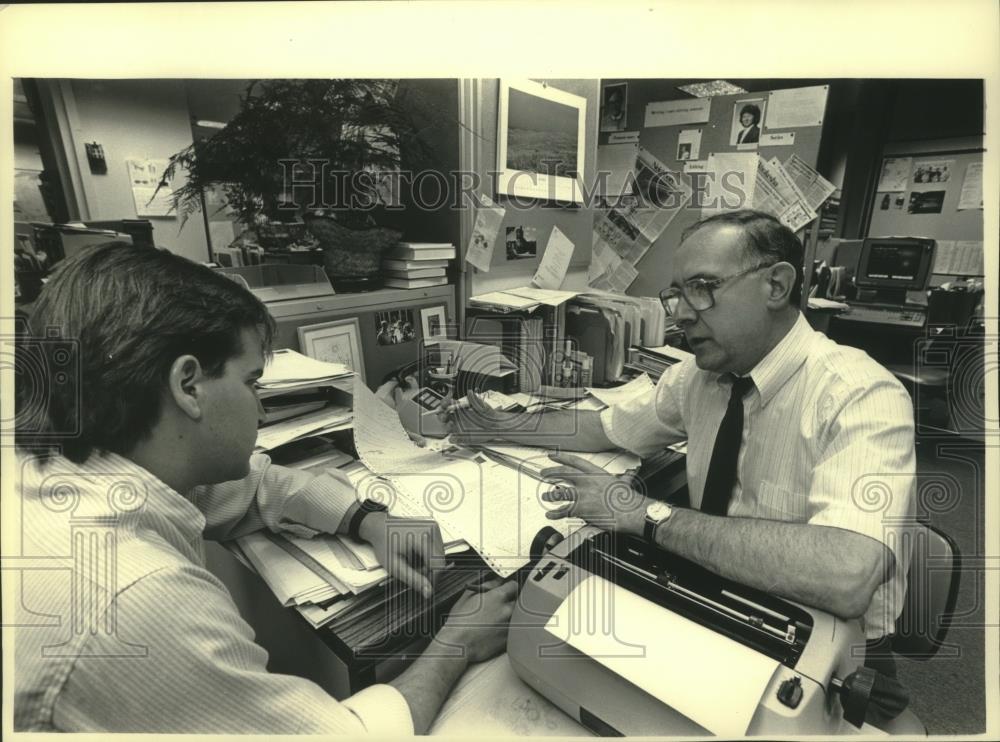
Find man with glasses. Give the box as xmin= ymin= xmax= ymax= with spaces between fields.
xmin=449 ymin=210 xmax=915 ymax=668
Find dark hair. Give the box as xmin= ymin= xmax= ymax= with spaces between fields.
xmin=681 ymin=209 xmax=803 ymax=305
xmin=739 ymin=104 xmax=761 ymax=125
xmin=16 ymin=242 xmax=275 ymax=464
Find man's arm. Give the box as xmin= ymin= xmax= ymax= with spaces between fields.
xmin=389 ymin=580 xmax=518 ymax=733
xmin=543 ymin=376 xmax=915 ymax=621
xmin=615 ymin=504 xmax=891 ymax=619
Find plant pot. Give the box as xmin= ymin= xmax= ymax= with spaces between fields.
xmin=303 ymin=214 xmax=401 ymax=293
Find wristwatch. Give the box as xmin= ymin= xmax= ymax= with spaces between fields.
xmin=643 ymin=501 xmax=673 ymax=543
xmin=348 ymin=499 xmax=388 ymax=541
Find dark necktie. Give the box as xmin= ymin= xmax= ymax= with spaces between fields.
xmin=701 ymin=376 xmax=755 ymax=516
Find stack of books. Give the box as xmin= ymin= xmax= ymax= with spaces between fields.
xmin=382 ymin=242 xmax=455 ymax=289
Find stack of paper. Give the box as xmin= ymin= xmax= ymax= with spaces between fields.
xmin=468 ymin=287 xmax=579 ymax=313
xmin=236 ymin=529 xmax=389 ymax=628
xmin=255 ymin=349 xmax=356 ymax=453
xmin=255 ymin=405 xmax=353 ymax=452
xmin=257 ymin=348 xmax=355 ymax=397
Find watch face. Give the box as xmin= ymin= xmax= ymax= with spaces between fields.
xmin=646 ymin=501 xmax=672 ymax=522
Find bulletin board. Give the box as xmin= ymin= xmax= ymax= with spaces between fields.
xmin=597 ymin=80 xmax=829 ymax=298
xmin=867 ymin=149 xmax=983 ymax=243
xmin=469 ymin=79 xmax=599 ymax=292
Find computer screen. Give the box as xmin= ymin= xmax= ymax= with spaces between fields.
xmin=856 ymin=237 xmax=935 ymax=291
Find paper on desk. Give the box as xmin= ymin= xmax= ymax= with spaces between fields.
xmin=546 ymin=575 xmax=778 ymax=737
xmin=586 ymin=373 xmax=655 ymax=407
xmin=465 ymin=193 xmax=506 ymax=272
xmin=237 ymin=532 xmax=342 ymax=606
xmin=531 ymin=226 xmax=575 ymax=290
xmin=354 ymin=376 xmax=583 ymax=576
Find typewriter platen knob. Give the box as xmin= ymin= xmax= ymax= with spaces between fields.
xmin=776 ymin=675 xmax=803 ymax=709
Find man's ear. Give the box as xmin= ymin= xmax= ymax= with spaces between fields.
xmin=167 ymin=354 xmax=206 ymax=421
xmin=765 ymin=262 xmax=797 ymax=306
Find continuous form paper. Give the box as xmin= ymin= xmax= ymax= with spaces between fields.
xmin=545 ymin=575 xmax=779 ymax=737
xmin=352 ymin=377 xmax=581 ymax=576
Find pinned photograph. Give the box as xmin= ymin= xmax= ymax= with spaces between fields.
xmin=600 ymin=82 xmax=628 ymax=132
xmin=907 ymin=190 xmax=946 ymax=214
xmin=912 ymin=160 xmax=952 ymax=184
xmin=676 ymin=129 xmax=702 ymax=161
xmin=374 ymin=309 xmax=416 ymax=345
xmin=506 ymin=225 xmax=538 ymax=260
xmin=730 ymin=98 xmax=765 ymax=147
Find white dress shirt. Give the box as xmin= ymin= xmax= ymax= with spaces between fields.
xmin=601 ymin=313 xmax=916 ymax=639
xmin=13 ymin=451 xmax=414 ymax=734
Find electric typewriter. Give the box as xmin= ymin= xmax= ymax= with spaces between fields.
xmin=508 ymin=526 xmax=880 ymax=736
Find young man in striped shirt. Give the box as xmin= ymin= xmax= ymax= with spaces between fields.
xmin=12 ymin=242 xmax=516 ymax=733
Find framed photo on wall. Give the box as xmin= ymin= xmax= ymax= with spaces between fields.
xmin=297 ymin=317 xmax=367 ymax=383
xmin=497 ymin=79 xmax=587 ymax=203
xmin=420 ymin=305 xmax=448 ymax=341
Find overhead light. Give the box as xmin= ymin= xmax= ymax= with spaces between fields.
xmin=194 ymin=119 xmax=227 ymax=129
xmin=677 ymin=80 xmax=747 ymax=98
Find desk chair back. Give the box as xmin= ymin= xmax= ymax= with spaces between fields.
xmin=892 ymin=522 xmax=961 ymax=659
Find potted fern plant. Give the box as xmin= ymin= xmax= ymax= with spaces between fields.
xmin=164 ymin=79 xmax=429 ymax=291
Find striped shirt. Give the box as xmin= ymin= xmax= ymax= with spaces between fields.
xmin=601 ymin=313 xmax=916 ymax=639
xmin=12 ymin=451 xmax=414 ymax=734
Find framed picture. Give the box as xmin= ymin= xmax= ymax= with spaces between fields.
xmin=497 ymin=79 xmax=587 ymax=204
xmin=420 ymin=305 xmax=448 ymax=341
xmin=297 ymin=317 xmax=366 ymax=383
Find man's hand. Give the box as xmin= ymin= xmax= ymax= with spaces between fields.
xmin=358 ymin=512 xmax=445 ymax=599
xmin=540 ymin=452 xmax=648 ymax=534
xmin=433 ymin=579 xmax=519 ymax=664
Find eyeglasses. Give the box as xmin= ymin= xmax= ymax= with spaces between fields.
xmin=659 ymin=263 xmax=774 ymax=316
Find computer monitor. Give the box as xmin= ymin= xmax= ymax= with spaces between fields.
xmin=856 ymin=237 xmax=935 ymax=298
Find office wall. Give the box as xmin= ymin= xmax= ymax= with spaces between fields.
xmin=468 ymin=79 xmax=600 ymax=296
xmin=602 ymin=79 xmax=827 ymax=298
xmin=67 ymin=79 xmax=210 ymax=262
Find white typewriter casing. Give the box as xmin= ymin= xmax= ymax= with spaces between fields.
xmin=507 ymin=526 xmax=866 ymax=736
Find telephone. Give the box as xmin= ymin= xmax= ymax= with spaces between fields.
xmin=382 ymin=356 xmax=459 ymax=439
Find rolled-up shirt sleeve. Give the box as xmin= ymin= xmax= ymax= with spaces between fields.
xmin=53 ymin=566 xmax=413 ymax=734
xmin=192 ymin=454 xmax=361 ymax=542
xmin=600 ymin=360 xmax=691 ymax=457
